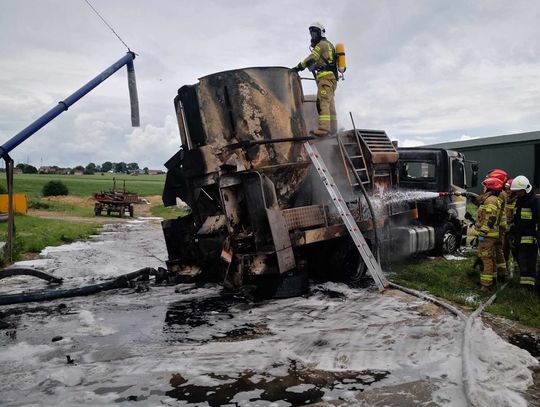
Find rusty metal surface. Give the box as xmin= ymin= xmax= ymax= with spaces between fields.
xmin=355 ymin=129 xmax=399 ymax=164
xmin=266 ymin=208 xmax=296 ymax=273
xmin=282 ymin=205 xmax=326 ymax=230
xmin=259 ymin=162 xmax=311 ymax=208
xmin=291 ymin=224 xmax=348 ymax=246
xmin=196 ymin=67 xmax=308 ymax=168
xmin=197 ymin=215 xmax=227 ymax=235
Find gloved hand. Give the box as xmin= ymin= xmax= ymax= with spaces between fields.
xmin=292 ymin=63 xmax=304 ymax=73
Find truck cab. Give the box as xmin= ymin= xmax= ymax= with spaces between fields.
xmin=397 ymin=147 xmax=477 ymax=254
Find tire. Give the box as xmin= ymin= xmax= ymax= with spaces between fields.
xmin=434 ymin=222 xmax=459 ymax=255
xmin=129 ymin=205 xmax=134 ymax=217
xmin=271 ymin=270 xmax=309 ymax=299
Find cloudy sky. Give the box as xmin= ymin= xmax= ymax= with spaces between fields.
xmin=1 ymin=0 xmax=540 ymax=170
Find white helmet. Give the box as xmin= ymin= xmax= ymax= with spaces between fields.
xmin=309 ymin=22 xmax=325 ymax=34
xmin=510 ymin=175 xmax=532 ymax=193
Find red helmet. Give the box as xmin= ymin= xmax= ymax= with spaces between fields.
xmin=482 ymin=177 xmax=504 ymax=191
xmin=486 ymin=169 xmax=508 ymax=183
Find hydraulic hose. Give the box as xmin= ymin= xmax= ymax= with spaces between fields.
xmin=0 ymin=268 xmax=63 ymax=284
xmin=0 ymin=267 xmax=156 ymax=306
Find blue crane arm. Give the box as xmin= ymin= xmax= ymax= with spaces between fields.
xmin=0 ymin=51 xmax=139 ymax=159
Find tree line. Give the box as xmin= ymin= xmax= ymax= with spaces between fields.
xmin=14 ymin=162 xmax=150 ymax=175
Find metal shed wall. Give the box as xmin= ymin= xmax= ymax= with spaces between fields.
xmin=428 ymin=132 xmax=539 ymax=194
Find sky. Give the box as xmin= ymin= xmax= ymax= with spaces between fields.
xmin=1 ymin=0 xmax=540 ymax=170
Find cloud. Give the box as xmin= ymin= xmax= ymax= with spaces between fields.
xmin=2 ymin=0 xmax=540 ymax=170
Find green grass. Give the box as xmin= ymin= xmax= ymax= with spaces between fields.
xmin=0 ymin=173 xmax=166 ymax=198
xmin=391 ymin=255 xmax=540 ymax=329
xmin=150 ymin=204 xmax=189 ymax=220
xmin=0 ymin=214 xmax=100 ymax=262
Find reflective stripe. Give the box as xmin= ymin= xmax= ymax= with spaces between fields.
xmin=496 ymin=263 xmax=507 ymax=270
xmin=521 ymin=208 xmax=533 ymax=220
xmin=520 ymin=277 xmax=536 ymax=285
xmin=486 ymin=231 xmax=499 ymax=238
xmin=480 ymin=274 xmax=493 ymax=282
xmin=521 ymin=236 xmax=536 ymax=244
xmin=484 ymin=204 xmax=498 ymax=213
xmin=316 ymin=71 xmax=334 ymax=80
xmin=319 ymin=115 xmax=331 ymax=121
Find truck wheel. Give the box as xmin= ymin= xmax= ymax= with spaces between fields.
xmin=271 ymin=270 xmax=309 ymax=299
xmin=129 ymin=205 xmax=134 ymax=217
xmin=435 ymin=223 xmax=459 ymax=255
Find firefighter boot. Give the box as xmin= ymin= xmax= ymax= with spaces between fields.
xmin=310 ymin=129 xmax=330 ymax=137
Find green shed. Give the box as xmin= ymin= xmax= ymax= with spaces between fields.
xmin=428 ymin=131 xmax=540 ymax=193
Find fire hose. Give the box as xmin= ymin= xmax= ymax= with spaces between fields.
xmin=387 ymin=279 xmax=509 ymax=407
xmin=0 ymin=267 xmax=156 ymax=306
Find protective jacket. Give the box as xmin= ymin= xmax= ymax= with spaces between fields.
xmin=506 ymin=193 xmax=517 ymax=229
xmin=475 ymin=192 xmax=501 ymax=238
xmin=497 ymin=190 xmax=507 ymax=232
xmin=299 ymin=38 xmax=337 ymax=81
xmin=514 ymin=191 xmax=540 ymax=245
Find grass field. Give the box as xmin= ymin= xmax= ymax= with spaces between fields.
xmin=391 ymin=255 xmax=540 ymax=329
xmin=0 ymin=214 xmax=100 ymax=262
xmin=0 ymin=173 xmax=166 ymax=198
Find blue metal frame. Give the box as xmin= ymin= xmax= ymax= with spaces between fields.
xmin=0 ymin=52 xmax=137 ymax=159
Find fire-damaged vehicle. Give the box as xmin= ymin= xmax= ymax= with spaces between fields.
xmin=161 ymin=66 xmax=477 ymax=295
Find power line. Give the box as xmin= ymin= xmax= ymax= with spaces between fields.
xmin=82 ymin=0 xmax=131 ymax=51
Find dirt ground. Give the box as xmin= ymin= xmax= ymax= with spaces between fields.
xmin=27 ymin=195 xmax=163 ymax=224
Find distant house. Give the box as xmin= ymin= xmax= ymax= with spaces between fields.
xmin=148 ymin=169 xmax=164 ymax=175
xmin=39 ymin=166 xmax=54 ymax=174
xmin=73 ymin=170 xmax=84 ymax=176
xmin=13 ymin=168 xmax=23 ymax=175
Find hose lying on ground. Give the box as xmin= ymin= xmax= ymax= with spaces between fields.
xmin=0 ymin=267 xmax=156 ymax=306
xmin=0 ymin=268 xmax=63 ymax=284
xmin=388 ymin=279 xmax=509 ymax=407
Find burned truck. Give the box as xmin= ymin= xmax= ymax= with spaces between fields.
xmin=161 ymin=67 xmax=474 ymax=295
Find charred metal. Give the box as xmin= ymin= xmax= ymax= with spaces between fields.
xmin=161 ymin=66 xmax=476 ymax=295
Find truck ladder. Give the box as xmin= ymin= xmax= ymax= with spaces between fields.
xmin=304 ymin=141 xmax=388 ymax=291
xmin=337 ymin=132 xmax=370 ymax=187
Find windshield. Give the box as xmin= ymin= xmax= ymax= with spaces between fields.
xmin=399 ymin=161 xmax=437 ymax=182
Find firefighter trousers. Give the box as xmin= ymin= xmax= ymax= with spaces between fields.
xmin=517 ymin=243 xmax=538 ymax=288
xmin=496 ymin=233 xmax=507 ymax=278
xmin=316 ymin=75 xmax=337 ymax=134
xmin=478 ymin=237 xmax=497 ymax=287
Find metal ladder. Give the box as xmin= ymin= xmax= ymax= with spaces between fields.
xmin=304 ymin=141 xmax=388 ymax=291
xmin=337 ymin=132 xmax=370 ymax=188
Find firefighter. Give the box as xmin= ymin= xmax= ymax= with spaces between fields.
xmin=486 ymin=169 xmax=509 ymax=280
xmin=504 ymin=178 xmax=518 ymax=272
xmin=293 ymin=22 xmax=337 ymax=137
xmin=509 ymin=175 xmax=540 ymax=291
xmin=474 ymin=177 xmax=504 ymax=292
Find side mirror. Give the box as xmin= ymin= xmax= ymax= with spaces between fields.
xmin=471 ymin=163 xmax=479 ymax=188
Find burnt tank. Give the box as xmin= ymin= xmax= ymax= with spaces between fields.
xmin=161 ymin=66 xmax=417 ymax=296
